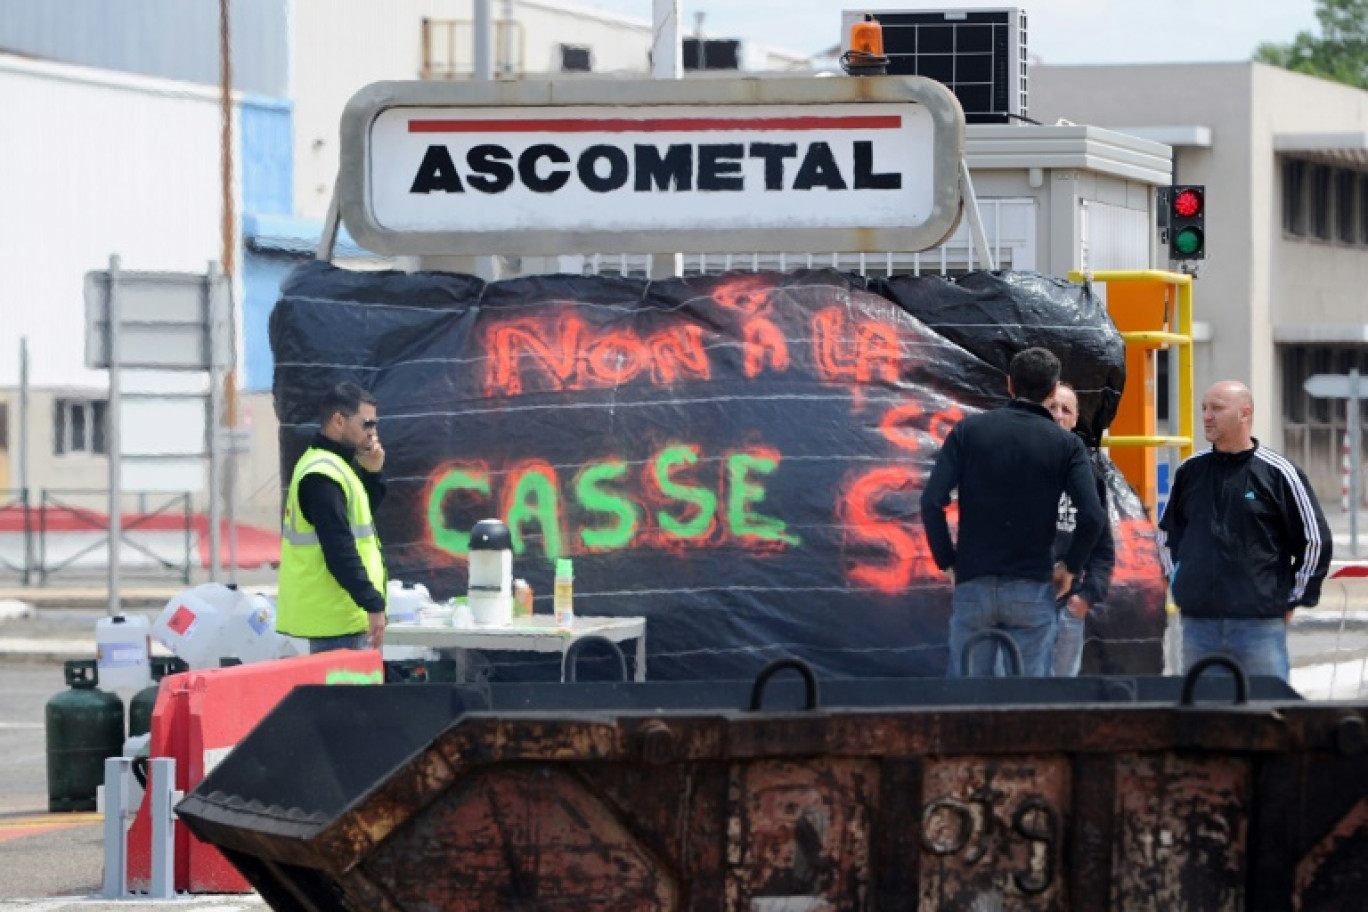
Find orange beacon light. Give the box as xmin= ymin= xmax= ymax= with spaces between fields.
xmin=843 ymin=13 xmax=889 ymax=76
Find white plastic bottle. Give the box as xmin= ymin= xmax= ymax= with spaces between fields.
xmin=554 ymin=559 xmax=574 ymax=629
xmin=95 ymin=613 xmax=152 ymax=690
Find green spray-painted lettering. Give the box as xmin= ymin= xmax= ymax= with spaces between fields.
xmin=325 ymin=669 xmax=383 ymax=686
xmin=726 ymin=451 xmax=801 ymax=545
xmin=655 ymin=445 xmax=717 ymax=539
xmin=507 ymin=467 xmax=564 ymax=559
xmin=422 ymin=443 xmax=798 ymax=565
xmin=576 ymin=461 xmax=640 ymax=550
xmin=428 ymin=468 xmax=490 ymax=557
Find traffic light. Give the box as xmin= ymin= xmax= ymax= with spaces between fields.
xmin=1167 ymin=185 xmax=1205 ymax=260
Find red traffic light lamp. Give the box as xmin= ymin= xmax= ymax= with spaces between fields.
xmin=1168 ymin=185 xmax=1205 ymax=260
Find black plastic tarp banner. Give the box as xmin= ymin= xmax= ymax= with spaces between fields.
xmin=272 ymin=262 xmax=1165 ymax=680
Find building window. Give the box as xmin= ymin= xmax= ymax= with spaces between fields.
xmin=1283 ymin=159 xmax=1306 ymax=236
xmin=683 ymin=38 xmax=741 ymax=71
xmin=1359 ymin=174 xmax=1368 ymax=244
xmin=1281 ymin=344 xmax=1368 ymax=505
xmin=1336 ymin=169 xmax=1358 ymax=243
xmin=1282 ymin=344 xmax=1368 ymax=434
xmin=560 ymin=44 xmax=591 ymax=72
xmin=53 ymin=398 xmax=107 ymax=456
xmin=1310 ymin=164 xmax=1333 ymax=240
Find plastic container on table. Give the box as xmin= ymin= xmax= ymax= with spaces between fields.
xmin=554 ymin=559 xmax=574 ymax=630
xmin=384 ymin=581 xmax=438 ymax=661
xmin=387 ymin=580 xmax=431 ymax=623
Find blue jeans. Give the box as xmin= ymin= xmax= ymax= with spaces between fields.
xmin=1180 ymin=617 xmax=1290 ymax=681
xmin=1052 ymin=606 xmax=1085 ymax=677
xmin=947 ymin=576 xmax=1058 ymax=677
xmin=308 ymin=632 xmax=369 ymax=654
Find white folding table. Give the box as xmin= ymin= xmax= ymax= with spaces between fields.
xmin=384 ymin=614 xmax=648 ymax=682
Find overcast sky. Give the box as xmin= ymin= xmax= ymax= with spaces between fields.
xmin=578 ymin=0 xmax=1321 ymax=65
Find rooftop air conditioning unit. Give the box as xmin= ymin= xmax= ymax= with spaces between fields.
xmin=841 ymin=8 xmax=1028 ymax=125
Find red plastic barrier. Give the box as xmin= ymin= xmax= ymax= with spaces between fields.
xmin=125 ymin=650 xmax=382 ymax=893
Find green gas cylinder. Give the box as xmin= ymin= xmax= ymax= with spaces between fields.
xmin=128 ymin=656 xmax=187 ymax=738
xmin=45 ymin=659 xmax=125 ymax=812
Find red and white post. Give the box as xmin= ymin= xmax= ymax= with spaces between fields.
xmin=1344 ymin=431 xmax=1353 ymax=513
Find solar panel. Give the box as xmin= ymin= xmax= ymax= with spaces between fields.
xmin=841 ymin=8 xmax=1028 ymax=125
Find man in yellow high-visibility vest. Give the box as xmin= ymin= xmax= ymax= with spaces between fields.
xmin=277 ymin=382 xmax=388 ymax=653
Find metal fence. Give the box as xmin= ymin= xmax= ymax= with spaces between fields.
xmin=0 ymin=488 xmax=194 ymax=586
xmin=0 ymin=487 xmax=35 ymax=584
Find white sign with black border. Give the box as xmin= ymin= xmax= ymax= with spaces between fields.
xmin=339 ymin=77 xmax=965 ymax=257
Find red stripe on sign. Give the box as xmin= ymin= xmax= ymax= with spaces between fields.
xmin=408 ymin=115 xmax=903 ymax=134
xmin=1330 ymin=565 xmax=1368 ymax=578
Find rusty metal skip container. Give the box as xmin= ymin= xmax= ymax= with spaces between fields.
xmin=177 ymin=656 xmax=1368 ymax=910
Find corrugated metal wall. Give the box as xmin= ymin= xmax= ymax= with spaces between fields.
xmin=0 ymin=0 xmax=288 ymax=96
xmin=0 ymin=57 xmax=235 ymax=389
xmin=1080 ymin=199 xmax=1152 ymax=272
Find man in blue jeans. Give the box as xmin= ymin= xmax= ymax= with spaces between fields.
xmin=922 ymin=348 xmax=1105 ymax=677
xmin=1045 ymin=383 xmax=1114 ymax=676
xmin=1158 ymin=380 xmax=1331 ymax=680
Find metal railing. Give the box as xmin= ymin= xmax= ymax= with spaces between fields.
xmin=1068 ymin=269 xmax=1196 ymax=464
xmin=421 ymin=17 xmax=525 ymax=80
xmin=0 ymin=489 xmax=195 ymax=586
xmin=0 ymin=488 xmax=34 ymax=585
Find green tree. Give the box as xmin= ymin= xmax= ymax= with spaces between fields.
xmin=1254 ymin=0 xmax=1368 ymax=90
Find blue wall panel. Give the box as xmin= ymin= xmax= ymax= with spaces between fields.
xmin=241 ymin=97 xmax=293 ymax=216
xmin=243 ymin=250 xmax=299 ymax=391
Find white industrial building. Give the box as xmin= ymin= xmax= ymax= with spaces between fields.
xmin=0 ymin=0 xmax=815 ymax=579
xmin=0 ymin=56 xmax=233 ymax=495
xmin=287 ymin=0 xmax=813 ymax=222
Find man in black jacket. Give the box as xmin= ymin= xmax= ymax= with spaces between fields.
xmin=922 ymin=348 xmax=1105 ymax=677
xmin=1045 ymin=383 xmax=1115 ymax=676
xmin=1158 ymin=380 xmax=1331 ymax=680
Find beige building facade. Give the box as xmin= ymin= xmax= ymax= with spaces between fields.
xmin=1031 ymin=61 xmax=1368 ymax=499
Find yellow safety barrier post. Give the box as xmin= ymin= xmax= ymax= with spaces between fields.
xmin=1068 ymin=270 xmax=1194 ymax=520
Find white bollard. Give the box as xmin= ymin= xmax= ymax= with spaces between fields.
xmin=101 ymin=755 xmax=178 ymax=900
xmin=148 ymin=757 xmax=177 ymax=898
xmin=101 ymin=757 xmax=134 ymax=899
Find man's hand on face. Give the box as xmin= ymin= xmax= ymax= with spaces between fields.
xmin=357 ymin=438 xmax=385 ymax=474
